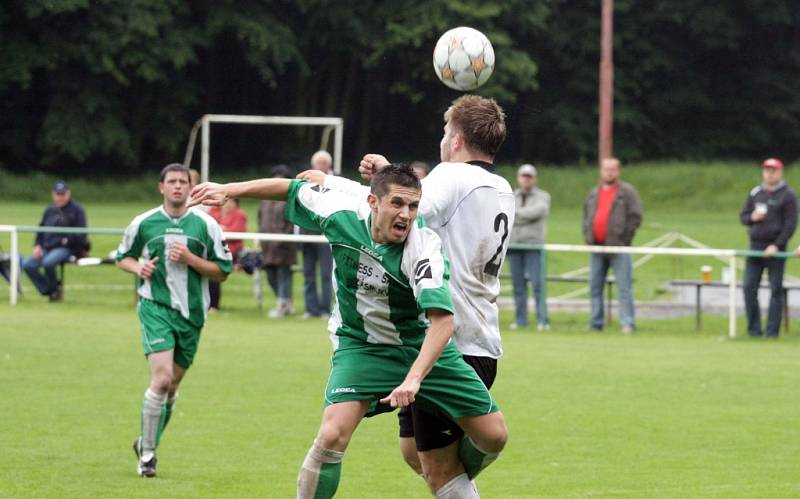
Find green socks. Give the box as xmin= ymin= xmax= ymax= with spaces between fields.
xmin=297 ymin=440 xmax=344 ymax=499
xmin=140 ymin=389 xmax=167 ymax=456
xmin=459 ymin=435 xmax=500 ymax=480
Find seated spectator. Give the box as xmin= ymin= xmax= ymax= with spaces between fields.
xmin=259 ymin=164 xmax=297 ymax=318
xmin=22 ymin=181 xmax=89 ymax=301
xmin=208 ymin=198 xmax=248 ymax=311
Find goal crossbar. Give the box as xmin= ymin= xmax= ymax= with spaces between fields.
xmin=183 ymin=114 xmax=344 ymax=182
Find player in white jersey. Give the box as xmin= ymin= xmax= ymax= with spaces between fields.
xmin=301 ymin=95 xmax=514 ymax=492
xmin=190 ymin=164 xmax=508 ymax=498
xmin=116 ymin=163 xmax=232 ymax=477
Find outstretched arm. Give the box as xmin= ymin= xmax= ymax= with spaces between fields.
xmin=190 ymin=179 xmax=293 ymax=207
xmin=380 ymin=309 xmax=453 ymax=408
xmin=296 ymin=169 xmax=371 ymax=199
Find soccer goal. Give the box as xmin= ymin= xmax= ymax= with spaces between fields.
xmin=182 ymin=114 xmax=344 ymax=182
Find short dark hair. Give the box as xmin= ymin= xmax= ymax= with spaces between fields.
xmin=370 ymin=163 xmax=421 ymax=199
xmin=160 ymin=163 xmax=191 ymax=182
xmin=444 ymin=95 xmax=507 ymax=158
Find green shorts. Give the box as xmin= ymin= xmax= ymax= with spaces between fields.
xmin=137 ymin=299 xmax=201 ymax=369
xmin=324 ymin=342 xmax=498 ymax=419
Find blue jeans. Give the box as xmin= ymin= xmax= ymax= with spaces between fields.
xmin=589 ymin=252 xmax=634 ymax=329
xmin=266 ymin=265 xmax=293 ymax=301
xmin=302 ymin=243 xmax=333 ymax=316
xmin=22 ymin=247 xmax=72 ymax=295
xmin=508 ymin=249 xmax=548 ymax=327
xmin=743 ymin=256 xmax=785 ymax=337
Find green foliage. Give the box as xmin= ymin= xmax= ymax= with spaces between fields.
xmin=1 ymin=1 xmax=799 ymax=173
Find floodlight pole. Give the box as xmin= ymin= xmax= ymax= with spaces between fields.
xmin=598 ymin=0 xmax=614 ymax=163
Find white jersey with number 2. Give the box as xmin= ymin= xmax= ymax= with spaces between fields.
xmin=419 ymin=162 xmax=514 ymax=358
xmin=325 ymin=161 xmax=514 ymax=358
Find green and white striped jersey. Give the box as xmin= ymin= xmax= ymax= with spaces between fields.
xmin=286 ymin=180 xmax=453 ymax=349
xmin=116 ymin=206 xmax=233 ymax=327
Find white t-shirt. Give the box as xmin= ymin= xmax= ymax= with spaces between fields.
xmin=325 ymin=161 xmax=514 ymax=358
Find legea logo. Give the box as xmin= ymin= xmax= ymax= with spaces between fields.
xmin=360 ymin=245 xmax=383 ymax=261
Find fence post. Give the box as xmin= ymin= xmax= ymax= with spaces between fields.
xmin=10 ymin=226 xmax=19 ymax=305
xmin=540 ymin=246 xmax=548 ymax=324
xmin=728 ymin=254 xmax=736 ymax=338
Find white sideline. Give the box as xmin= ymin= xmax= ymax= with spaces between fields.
xmin=0 ymin=226 xmax=739 ymax=337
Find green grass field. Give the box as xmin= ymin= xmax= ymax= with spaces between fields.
xmin=2 ymin=298 xmax=799 ymax=498
xmin=2 ymin=165 xmax=800 ymax=497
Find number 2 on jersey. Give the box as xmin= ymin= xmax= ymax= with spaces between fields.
xmin=483 ymin=213 xmax=509 ymax=277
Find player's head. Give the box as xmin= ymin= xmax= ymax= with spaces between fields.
xmin=368 ymin=163 xmax=421 ymax=244
xmin=311 ymin=150 xmax=333 ymax=173
xmin=159 ymin=163 xmax=192 ymax=208
xmin=441 ymin=95 xmax=506 ymax=163
xmin=599 ymin=157 xmax=620 ymax=185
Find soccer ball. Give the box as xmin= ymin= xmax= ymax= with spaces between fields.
xmin=432 ymin=27 xmax=495 ymax=91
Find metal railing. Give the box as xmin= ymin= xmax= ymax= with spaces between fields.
xmin=2 ymin=225 xmax=794 ymax=338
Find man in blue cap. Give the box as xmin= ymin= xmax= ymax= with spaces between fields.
xmin=22 ymin=181 xmax=89 ymax=301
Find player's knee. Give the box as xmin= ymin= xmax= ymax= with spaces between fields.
xmin=316 ymin=422 xmax=351 ymax=451
xmin=150 ymin=370 xmax=173 ymax=393
xmin=475 ymin=416 xmax=508 ymax=454
xmin=401 ymin=449 xmax=423 ymax=475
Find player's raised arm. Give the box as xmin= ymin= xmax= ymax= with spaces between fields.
xmin=189 ymin=178 xmax=293 ymax=206
xmin=380 ymin=309 xmax=454 ymax=408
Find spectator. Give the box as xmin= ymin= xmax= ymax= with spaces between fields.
xmin=299 ymin=150 xmax=334 ymax=318
xmin=259 ymin=164 xmax=297 ymax=318
xmin=22 ymin=181 xmax=89 ymax=301
xmin=208 ymin=198 xmax=248 ymax=311
xmin=508 ymin=164 xmax=551 ymax=331
xmin=742 ymin=158 xmax=797 ymax=338
xmin=410 ymin=161 xmax=429 ymax=179
xmin=583 ymin=158 xmax=642 ymax=333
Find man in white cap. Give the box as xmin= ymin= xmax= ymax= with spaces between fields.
xmin=508 ymin=164 xmax=551 ymax=330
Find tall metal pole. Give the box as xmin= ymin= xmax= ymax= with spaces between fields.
xmin=599 ymin=0 xmax=614 ymax=163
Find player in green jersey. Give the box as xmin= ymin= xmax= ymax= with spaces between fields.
xmin=116 ymin=163 xmax=232 ymax=477
xmin=190 ymin=164 xmax=507 ymax=498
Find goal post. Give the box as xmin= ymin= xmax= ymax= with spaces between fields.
xmin=183 ymin=114 xmax=344 ymax=182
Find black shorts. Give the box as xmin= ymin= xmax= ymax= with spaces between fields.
xmin=398 ymin=354 xmax=497 ymax=451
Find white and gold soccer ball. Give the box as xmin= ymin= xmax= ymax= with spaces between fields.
xmin=432 ymin=26 xmax=495 ymax=91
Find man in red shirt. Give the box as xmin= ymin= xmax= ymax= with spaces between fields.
xmin=207 ymin=198 xmax=248 ymax=311
xmin=582 ymin=158 xmax=642 ymax=333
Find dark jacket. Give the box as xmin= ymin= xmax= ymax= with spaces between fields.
xmin=583 ymin=181 xmax=643 ymax=246
xmin=739 ymin=182 xmax=798 ymax=251
xmin=35 ymin=199 xmax=89 ymax=256
xmin=258 ymin=200 xmax=297 ymax=266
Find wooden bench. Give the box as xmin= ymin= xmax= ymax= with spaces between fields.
xmin=55 ymin=255 xmax=119 ymax=300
